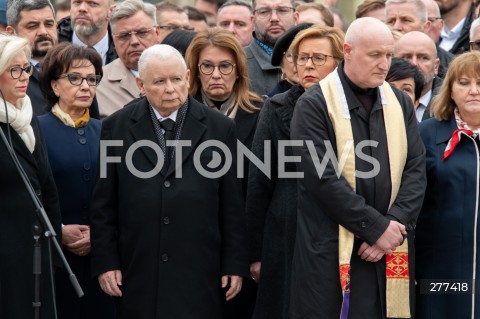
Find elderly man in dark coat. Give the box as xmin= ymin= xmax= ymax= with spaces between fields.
xmin=289 ymin=18 xmax=426 ymax=319
xmin=90 ymin=44 xmax=249 ymax=319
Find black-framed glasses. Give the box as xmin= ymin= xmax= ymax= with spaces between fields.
xmin=253 ymin=7 xmax=295 ymax=19
xmin=199 ymin=62 xmax=236 ymax=75
xmin=284 ymin=51 xmax=294 ymax=63
xmin=159 ymin=25 xmax=195 ymax=31
xmin=10 ymin=65 xmax=33 ymax=79
xmin=58 ymin=73 xmax=101 ymax=86
xmin=295 ymin=53 xmax=334 ymax=66
xmin=471 ymin=40 xmax=480 ymax=51
xmin=427 ymin=16 xmax=442 ymax=23
xmin=113 ymin=26 xmax=156 ymax=42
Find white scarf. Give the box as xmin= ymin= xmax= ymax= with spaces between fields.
xmin=0 ymin=96 xmax=36 ymax=153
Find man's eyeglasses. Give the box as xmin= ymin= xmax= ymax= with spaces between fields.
xmin=199 ymin=62 xmax=236 ymax=75
xmin=58 ymin=73 xmax=102 ymax=86
xmin=159 ymin=25 xmax=195 ymax=31
xmin=295 ymin=53 xmax=334 ymax=66
xmin=113 ymin=26 xmax=156 ymax=42
xmin=471 ymin=40 xmax=480 ymax=51
xmin=427 ymin=16 xmax=442 ymax=23
xmin=10 ymin=65 xmax=33 ymax=79
xmin=253 ymin=7 xmax=295 ymax=19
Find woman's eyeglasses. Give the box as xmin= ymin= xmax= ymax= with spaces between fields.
xmin=295 ymin=53 xmax=334 ymax=66
xmin=58 ymin=74 xmax=102 ymax=86
xmin=199 ymin=62 xmax=236 ymax=75
xmin=10 ymin=65 xmax=33 ymax=79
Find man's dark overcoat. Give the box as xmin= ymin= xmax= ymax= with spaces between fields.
xmin=90 ymin=96 xmax=249 ymax=319
xmin=289 ymin=65 xmax=426 ymax=319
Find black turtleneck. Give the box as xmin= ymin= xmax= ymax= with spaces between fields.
xmin=341 ymin=66 xmax=377 ymax=114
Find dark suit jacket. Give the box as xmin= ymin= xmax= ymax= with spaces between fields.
xmin=422 ymin=77 xmax=443 ymax=121
xmin=90 ymin=96 xmax=249 ymax=319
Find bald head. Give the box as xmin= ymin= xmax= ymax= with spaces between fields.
xmin=394 ymin=31 xmax=439 ymax=95
xmin=395 ymin=31 xmax=437 ymax=56
xmin=344 ymin=17 xmax=395 ymax=89
xmin=345 ymin=17 xmax=393 ymax=46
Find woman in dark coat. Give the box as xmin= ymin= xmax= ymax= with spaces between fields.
xmin=417 ymin=51 xmax=480 ymax=319
xmin=0 ymin=35 xmax=62 ymax=319
xmin=185 ymin=28 xmax=263 ymax=319
xmin=246 ymin=26 xmax=344 ymax=319
xmin=186 ymin=28 xmax=263 ymax=195
xmin=37 ymin=43 xmax=114 ymax=319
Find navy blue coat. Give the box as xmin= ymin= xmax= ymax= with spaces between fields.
xmin=417 ymin=117 xmax=480 ymax=318
xmin=37 ymin=113 xmax=114 ymax=319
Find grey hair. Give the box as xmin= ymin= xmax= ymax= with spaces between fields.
xmin=6 ymin=0 xmax=55 ymax=28
xmin=0 ymin=35 xmax=31 ymax=75
xmin=138 ymin=44 xmax=186 ymax=77
xmin=385 ymin=0 xmax=428 ymax=23
xmin=110 ymin=0 xmax=157 ymax=32
xmin=218 ymin=0 xmax=252 ymax=14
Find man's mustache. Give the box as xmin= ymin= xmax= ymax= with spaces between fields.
xmin=35 ymin=35 xmax=54 ymax=45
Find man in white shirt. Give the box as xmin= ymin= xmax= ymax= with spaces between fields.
xmin=57 ymin=0 xmax=117 ymax=65
xmin=436 ymin=0 xmax=475 ymax=54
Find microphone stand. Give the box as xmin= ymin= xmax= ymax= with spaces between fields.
xmin=0 ymin=124 xmax=84 ymax=318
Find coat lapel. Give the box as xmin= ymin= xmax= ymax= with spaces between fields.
xmin=128 ymin=98 xmax=160 ymax=168
xmin=435 ymin=116 xmax=458 ymax=145
xmin=235 ymin=108 xmax=258 ymax=144
xmin=110 ymin=60 xmax=140 ymax=99
xmin=166 ymin=97 xmax=207 ymax=178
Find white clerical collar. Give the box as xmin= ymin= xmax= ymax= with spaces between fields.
xmin=152 ymin=107 xmax=178 ymax=122
xmin=72 ymin=31 xmax=109 ymax=65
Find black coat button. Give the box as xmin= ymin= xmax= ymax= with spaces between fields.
xmin=361 ymin=221 xmax=368 ymax=228
xmin=161 ymin=253 xmax=169 ymax=262
xmin=79 ymin=138 xmax=87 ymax=145
xmin=163 ymin=217 xmax=170 ymax=225
xmin=164 ymin=180 xmax=171 ymax=188
xmin=83 ymin=163 xmax=91 ymax=171
xmin=83 ymin=174 xmax=91 ymax=181
xmin=77 ymin=128 xmax=85 ymax=135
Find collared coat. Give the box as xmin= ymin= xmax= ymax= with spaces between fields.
xmin=246 ymin=84 xmax=305 ymax=319
xmin=0 ymin=117 xmax=62 ymax=319
xmin=90 ymin=96 xmax=249 ymax=319
xmin=245 ymin=40 xmax=280 ymax=96
xmin=416 ymin=117 xmax=480 ymax=319
xmin=422 ymin=77 xmax=443 ymax=122
xmin=289 ymin=65 xmax=426 ymax=319
xmin=96 ymin=58 xmax=140 ymax=119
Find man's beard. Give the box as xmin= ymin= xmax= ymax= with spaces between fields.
xmin=73 ymin=14 xmax=107 ymax=37
xmin=255 ymin=25 xmax=283 ymax=48
xmin=32 ymin=35 xmax=54 ymax=58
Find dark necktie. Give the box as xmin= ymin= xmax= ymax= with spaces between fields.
xmin=159 ymin=118 xmax=175 ymax=168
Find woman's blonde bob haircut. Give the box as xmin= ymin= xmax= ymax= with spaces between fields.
xmin=431 ymin=51 xmax=480 ymax=120
xmin=288 ymin=25 xmax=345 ymax=68
xmin=0 ymin=35 xmax=31 ymax=76
xmin=185 ymin=28 xmax=262 ymax=113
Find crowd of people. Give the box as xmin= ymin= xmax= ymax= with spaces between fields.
xmin=1 ymin=0 xmax=480 ymax=318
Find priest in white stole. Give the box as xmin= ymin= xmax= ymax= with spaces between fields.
xmin=289 ymin=18 xmax=426 ymax=319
